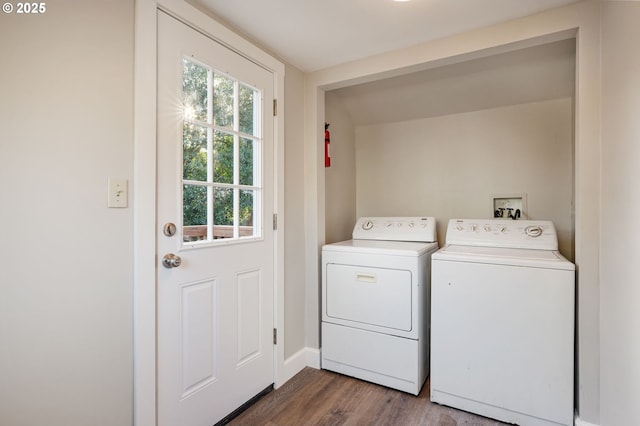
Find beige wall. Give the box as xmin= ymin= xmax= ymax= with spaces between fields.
xmin=284 ymin=64 xmax=307 ymax=358
xmin=354 ymin=98 xmax=574 ymax=259
xmin=600 ymin=2 xmax=640 ymax=425
xmin=0 ymin=1 xmax=134 ymax=425
xmin=324 ymin=92 xmax=357 ymax=244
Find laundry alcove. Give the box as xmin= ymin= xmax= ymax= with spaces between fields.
xmin=324 ymin=38 xmax=576 ymax=260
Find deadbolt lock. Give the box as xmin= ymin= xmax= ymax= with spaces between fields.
xmin=163 ymin=222 xmax=177 ymax=237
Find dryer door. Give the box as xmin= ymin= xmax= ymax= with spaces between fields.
xmin=325 ymin=263 xmax=413 ymax=332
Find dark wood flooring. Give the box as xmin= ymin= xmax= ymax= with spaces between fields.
xmin=228 ymin=367 xmax=508 ymax=426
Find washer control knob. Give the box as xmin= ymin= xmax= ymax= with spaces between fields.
xmin=525 ymin=225 xmax=543 ymax=237
xmin=362 ymin=220 xmax=374 ymax=230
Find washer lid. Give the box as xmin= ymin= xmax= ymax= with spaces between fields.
xmin=433 ymin=244 xmax=575 ymax=270
xmin=323 ymin=239 xmax=439 ymax=257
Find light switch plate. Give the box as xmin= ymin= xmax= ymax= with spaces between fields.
xmin=108 ymin=178 xmax=128 ymax=208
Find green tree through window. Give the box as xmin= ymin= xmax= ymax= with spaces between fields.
xmin=182 ymin=58 xmax=260 ymax=240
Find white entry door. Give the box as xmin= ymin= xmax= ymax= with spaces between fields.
xmin=157 ymin=11 xmax=275 ymax=426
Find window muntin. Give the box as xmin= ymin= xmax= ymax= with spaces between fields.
xmin=181 ymin=58 xmax=262 ymax=244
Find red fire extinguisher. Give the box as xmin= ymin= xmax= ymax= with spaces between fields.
xmin=324 ymin=123 xmax=331 ymax=168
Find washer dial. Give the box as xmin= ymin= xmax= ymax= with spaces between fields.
xmin=525 ymin=225 xmax=543 ymax=237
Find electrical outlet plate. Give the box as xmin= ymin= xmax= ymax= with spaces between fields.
xmin=492 ymin=193 xmax=526 ymax=219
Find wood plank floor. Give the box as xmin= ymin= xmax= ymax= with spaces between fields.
xmin=228 ymin=368 xmax=508 ymax=426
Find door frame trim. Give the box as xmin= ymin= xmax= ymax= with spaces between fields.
xmin=134 ymin=1 xmax=285 ymax=424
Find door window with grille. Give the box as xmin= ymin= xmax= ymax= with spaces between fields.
xmin=181 ymin=58 xmax=262 ymax=244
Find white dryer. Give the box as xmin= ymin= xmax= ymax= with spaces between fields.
xmin=431 ymin=219 xmax=575 ymax=426
xmin=321 ymin=217 xmax=438 ymax=395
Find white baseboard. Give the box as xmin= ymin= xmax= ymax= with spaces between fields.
xmin=305 ymin=347 xmax=321 ymax=369
xmin=575 ymin=413 xmax=600 ymax=426
xmin=276 ymin=347 xmax=321 ymax=388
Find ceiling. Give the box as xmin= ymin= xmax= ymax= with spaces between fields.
xmin=331 ymin=38 xmax=576 ymax=125
xmin=193 ymin=0 xmax=580 ymax=72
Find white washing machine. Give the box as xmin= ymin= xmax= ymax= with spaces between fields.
xmin=321 ymin=217 xmax=439 ymax=395
xmin=430 ymin=219 xmax=575 ymax=426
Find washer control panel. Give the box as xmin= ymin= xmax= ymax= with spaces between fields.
xmin=445 ymin=218 xmax=558 ymax=250
xmin=352 ymin=217 xmax=437 ymax=242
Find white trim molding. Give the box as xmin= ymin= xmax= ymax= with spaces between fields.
xmin=575 ymin=413 xmax=600 ymax=426
xmin=277 ymin=347 xmax=321 ymax=387
xmin=306 ymin=348 xmax=321 ymax=369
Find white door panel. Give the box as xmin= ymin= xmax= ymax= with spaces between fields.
xmin=157 ymin=11 xmax=274 ymax=426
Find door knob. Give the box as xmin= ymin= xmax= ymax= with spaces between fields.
xmin=162 ymin=253 xmax=182 ymax=269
